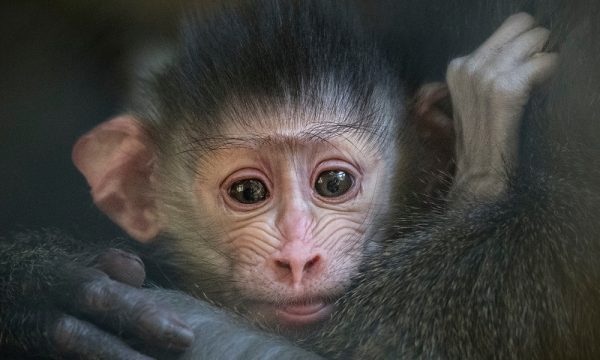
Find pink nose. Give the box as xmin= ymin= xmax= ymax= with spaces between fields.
xmin=272 ymin=252 xmax=322 ymax=286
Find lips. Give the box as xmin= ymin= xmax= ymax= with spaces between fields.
xmin=274 ymin=301 xmax=334 ymax=326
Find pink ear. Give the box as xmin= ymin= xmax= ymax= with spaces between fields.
xmin=412 ymin=82 xmax=454 ymax=143
xmin=72 ymin=116 xmax=160 ymax=242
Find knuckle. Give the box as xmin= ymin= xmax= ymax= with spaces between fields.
xmin=130 ymin=302 xmax=161 ymax=324
xmin=462 ymin=59 xmax=483 ymax=78
xmin=490 ymin=77 xmax=526 ymax=100
xmin=51 ymin=316 xmax=86 ymax=353
xmin=78 ymin=275 xmax=114 ymax=311
xmin=447 ymin=57 xmax=466 ymax=75
xmin=129 ymin=302 xmax=173 ymax=337
xmin=448 ymin=57 xmax=491 ymax=87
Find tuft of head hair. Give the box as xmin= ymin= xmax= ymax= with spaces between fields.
xmin=133 ymin=0 xmax=404 ymax=154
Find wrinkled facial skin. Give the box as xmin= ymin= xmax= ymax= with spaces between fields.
xmin=187 ymin=122 xmax=395 ymax=330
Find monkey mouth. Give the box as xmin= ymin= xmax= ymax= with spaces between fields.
xmin=247 ymin=294 xmax=341 ymax=328
xmin=273 ymin=301 xmax=335 ymax=326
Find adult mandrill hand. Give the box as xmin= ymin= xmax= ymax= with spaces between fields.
xmin=447 ymin=13 xmax=557 ymax=201
xmin=0 ymin=232 xmax=193 ymax=360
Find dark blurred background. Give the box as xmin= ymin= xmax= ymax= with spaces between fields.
xmin=0 ymin=1 xmax=217 ymax=238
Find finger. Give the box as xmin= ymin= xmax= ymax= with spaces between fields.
xmin=74 ymin=276 xmax=195 ymax=351
xmin=95 ymin=248 xmax=146 ymax=287
xmin=475 ymin=13 xmax=536 ymax=56
xmin=51 ymin=315 xmax=154 ymax=360
xmin=513 ymin=52 xmax=559 ymax=90
xmin=492 ymin=27 xmax=551 ymax=71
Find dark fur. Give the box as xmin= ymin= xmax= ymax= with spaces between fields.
xmin=134 ymin=0 xmax=403 ymax=150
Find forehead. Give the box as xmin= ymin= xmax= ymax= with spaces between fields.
xmin=170 ymin=97 xmax=400 ymax=165
xmin=214 ymin=103 xmax=392 ymax=146
xmin=204 ymin=126 xmax=385 ymax=163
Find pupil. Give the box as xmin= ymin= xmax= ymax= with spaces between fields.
xmin=229 ymin=179 xmax=268 ymax=204
xmin=327 ymin=176 xmax=341 ymax=193
xmin=243 ymin=187 xmax=256 ymax=201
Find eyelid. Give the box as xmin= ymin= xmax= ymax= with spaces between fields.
xmin=311 ymin=159 xmax=361 ymax=182
xmin=221 ymin=168 xmax=272 ymax=191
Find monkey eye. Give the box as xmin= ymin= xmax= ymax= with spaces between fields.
xmin=315 ymin=170 xmax=354 ymax=198
xmin=228 ymin=179 xmax=269 ymax=204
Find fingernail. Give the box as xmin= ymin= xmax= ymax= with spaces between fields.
xmin=110 ymin=248 xmax=144 ymax=267
xmin=98 ymin=248 xmax=146 ymax=287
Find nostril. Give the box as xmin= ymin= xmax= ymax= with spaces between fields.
xmin=304 ymin=255 xmax=320 ymax=272
xmin=275 ymin=259 xmax=291 ymax=270
xmin=274 ymin=254 xmax=321 ymax=273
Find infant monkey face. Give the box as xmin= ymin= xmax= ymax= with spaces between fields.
xmin=192 ymin=122 xmax=395 ymax=328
